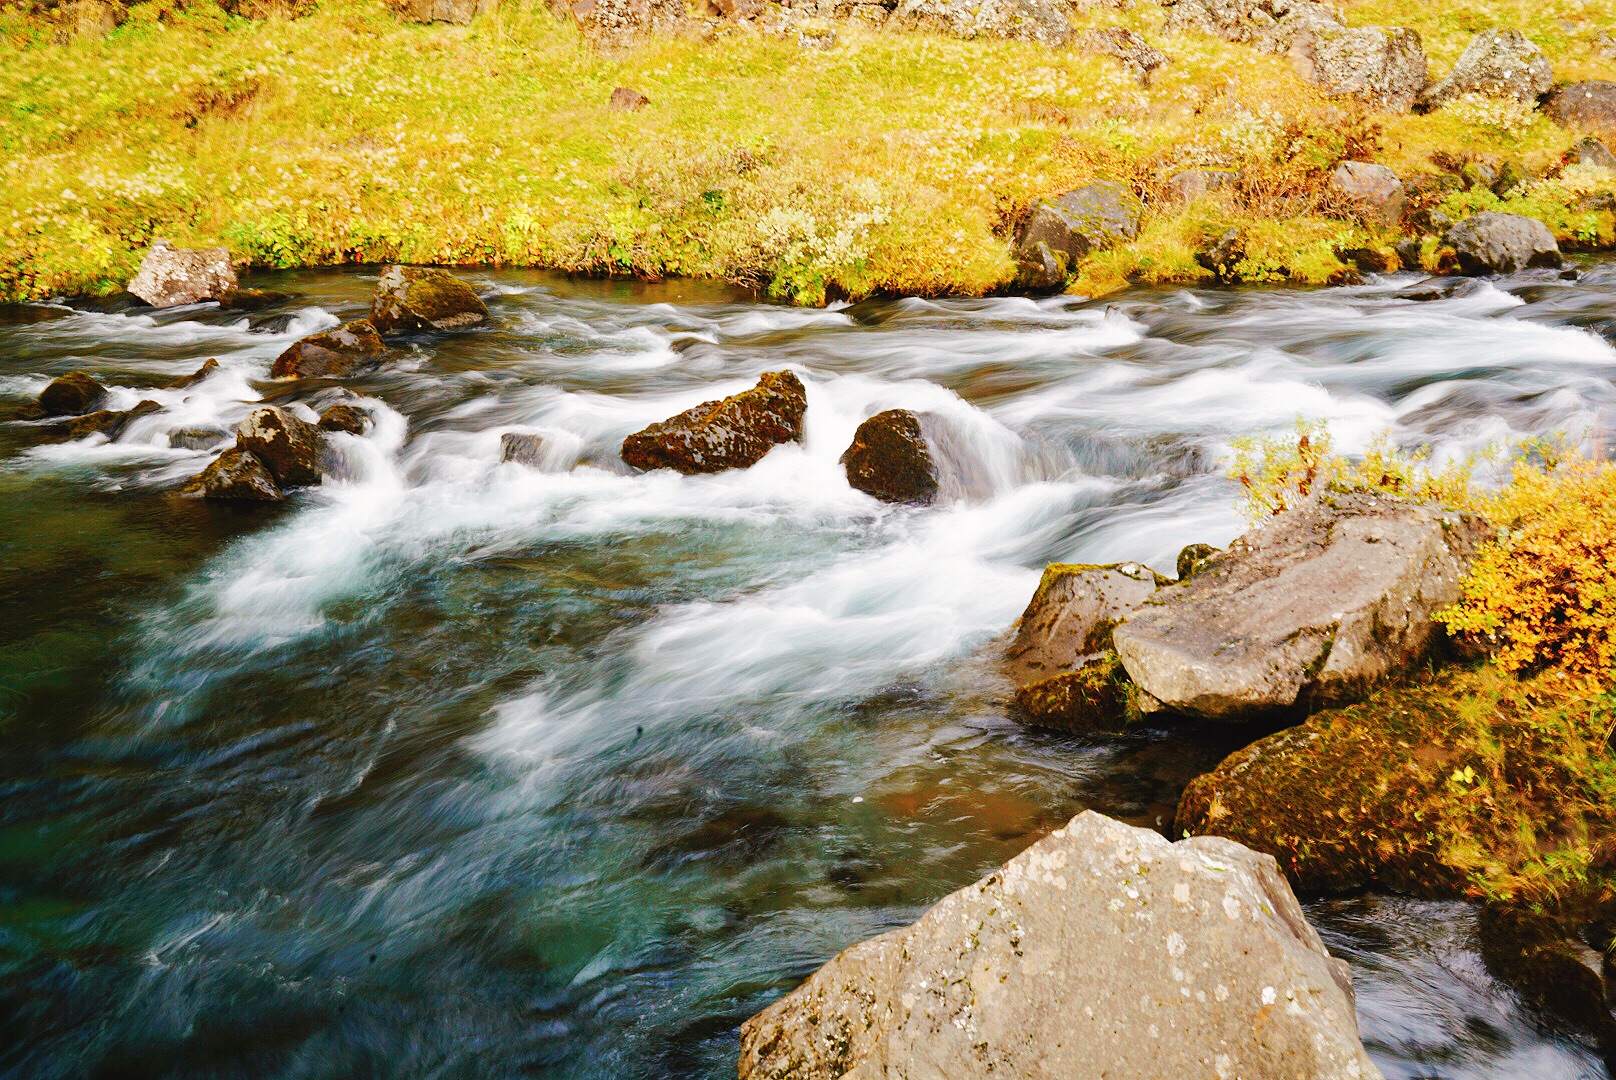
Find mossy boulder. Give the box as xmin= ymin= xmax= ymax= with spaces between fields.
xmin=1175 ymin=542 xmax=1220 ymax=580
xmin=1446 ymin=211 xmax=1562 ymax=274
xmin=182 ymin=447 xmax=283 ymax=501
xmin=38 ymin=371 xmax=106 ymax=416
xmin=1005 ymin=562 xmax=1162 ymax=730
xmin=234 ymin=405 xmax=325 ymax=488
xmin=370 ymin=265 xmax=488 ymax=334
xmin=1176 ymin=667 xmax=1616 ymax=899
xmin=1547 ymin=81 xmax=1616 ymax=145
xmin=840 ymin=409 xmax=938 ymax=505
xmin=621 ymin=370 xmax=806 ymax=474
xmin=271 ymin=319 xmax=386 ymax=378
xmin=1013 ymin=181 xmax=1141 ymax=288
xmin=1419 ymin=29 xmax=1553 ymax=110
xmin=318 ymin=403 xmax=371 ymax=435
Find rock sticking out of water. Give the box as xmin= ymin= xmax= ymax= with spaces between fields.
xmin=370 ymin=265 xmax=488 ymax=334
xmin=840 ymin=409 xmax=939 ymax=505
xmin=1112 ymin=492 xmax=1486 ymax=720
xmin=621 ymin=370 xmax=806 ymax=474
xmin=166 ymin=358 xmax=220 ymax=389
xmin=38 ymin=371 xmax=107 ymax=416
xmin=739 ymin=810 xmax=1382 ymax=1080
xmin=127 ymin=239 xmax=238 ymax=309
xmin=499 ymin=432 xmax=546 ymax=466
xmin=1446 ymin=211 xmax=1563 ymax=275
xmin=234 ymin=406 xmax=326 ymax=489
xmin=271 ymin=319 xmax=387 ymax=378
xmin=182 ymin=447 xmax=283 ymax=501
xmin=318 ymin=403 xmax=372 ymax=435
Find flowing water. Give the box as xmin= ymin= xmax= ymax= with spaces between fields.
xmin=3 ymin=262 xmax=1616 ymax=1079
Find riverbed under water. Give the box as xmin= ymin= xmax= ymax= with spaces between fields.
xmin=3 ymin=262 xmax=1616 ymax=1079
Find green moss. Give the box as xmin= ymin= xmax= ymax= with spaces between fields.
xmin=1012 ymin=651 xmax=1137 ymax=734
xmin=1178 ymin=665 xmax=1616 ymax=907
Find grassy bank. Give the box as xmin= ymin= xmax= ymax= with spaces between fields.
xmin=1 ymin=0 xmax=1613 ymax=304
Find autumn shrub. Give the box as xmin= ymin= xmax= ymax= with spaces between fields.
xmin=1230 ymin=421 xmax=1616 ymax=688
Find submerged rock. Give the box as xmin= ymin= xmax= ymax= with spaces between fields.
xmin=217 ymin=288 xmax=292 ymax=312
xmin=1014 ymin=181 xmax=1142 ymax=287
xmin=370 ymin=266 xmax=488 ymax=334
xmin=271 ymin=319 xmax=387 ymax=379
xmin=38 ymin=371 xmax=106 ymax=416
xmin=840 ymin=409 xmax=938 ymax=505
xmin=500 ymin=432 xmax=546 ymax=466
xmin=169 ymin=426 xmax=231 ymax=451
xmin=621 ymin=370 xmax=806 ymax=474
xmin=1446 ymin=212 xmax=1562 ymax=274
xmin=1546 ymin=81 xmax=1616 ymax=143
xmin=1291 ymin=24 xmax=1427 ymax=113
xmin=182 ymin=447 xmax=283 ymax=502
xmin=127 ymin=239 xmax=238 ymax=309
xmin=318 ymin=403 xmax=371 ymax=435
xmin=234 ymin=406 xmax=325 ymax=489
xmin=1111 ymin=492 xmax=1487 ymax=720
xmin=738 ymin=810 xmax=1381 ymax=1080
xmin=1419 ymin=29 xmax=1553 ymax=110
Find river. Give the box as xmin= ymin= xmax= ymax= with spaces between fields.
xmin=3 ymin=262 xmax=1614 ymax=1079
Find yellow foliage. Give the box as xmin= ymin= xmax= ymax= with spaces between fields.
xmin=1440 ymin=455 xmax=1616 ymax=690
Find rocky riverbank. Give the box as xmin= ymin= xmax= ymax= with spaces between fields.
xmin=1 ymin=0 xmax=1612 ymax=304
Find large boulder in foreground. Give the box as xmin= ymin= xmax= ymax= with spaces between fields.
xmin=1419 ymin=29 xmax=1553 ymax=109
xmin=270 ymin=319 xmax=387 ymax=378
xmin=1014 ymin=181 xmax=1142 ymax=288
xmin=234 ymin=406 xmax=325 ymax=489
xmin=1445 ymin=212 xmax=1562 ymax=274
xmin=369 ymin=265 xmax=488 ymax=334
xmin=127 ymin=239 xmax=238 ymax=309
xmin=182 ymin=448 xmax=283 ymax=502
xmin=621 ymin=371 xmax=806 ymax=474
xmin=1290 ymin=24 xmax=1426 ymax=113
xmin=1546 ymin=81 xmax=1616 ymax=143
xmin=738 ymin=810 xmax=1380 ymax=1080
xmin=840 ymin=409 xmax=939 ymax=505
xmin=1111 ymin=493 xmax=1487 ymax=720
xmin=891 ymin=0 xmax=1071 ymax=46
xmin=1004 ymin=562 xmax=1161 ymax=730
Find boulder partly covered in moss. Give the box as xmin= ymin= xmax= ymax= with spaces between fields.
xmin=37 ymin=371 xmax=106 ymax=416
xmin=1290 ymin=24 xmax=1427 ymax=114
xmin=1176 ymin=667 xmax=1615 ymax=897
xmin=370 ymin=265 xmax=488 ymax=334
xmin=1004 ymin=562 xmax=1162 ymax=731
xmin=1112 ymin=492 xmax=1487 ymax=720
xmin=840 ymin=409 xmax=939 ymax=505
xmin=621 ymin=370 xmax=806 ymax=474
xmin=1013 ymin=181 xmax=1142 ymax=288
xmin=739 ymin=810 xmax=1381 ymax=1080
xmin=233 ymin=405 xmax=326 ymax=489
xmin=182 ymin=447 xmax=283 ymax=502
xmin=271 ymin=319 xmax=387 ymax=379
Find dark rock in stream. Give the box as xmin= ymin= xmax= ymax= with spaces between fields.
xmin=271 ymin=319 xmax=387 ymax=379
xmin=840 ymin=409 xmax=939 ymax=505
xmin=234 ymin=405 xmax=326 ymax=488
xmin=38 ymin=371 xmax=107 ymax=416
xmin=182 ymin=447 xmax=283 ymax=501
xmin=167 ymin=358 xmax=221 ymax=388
xmin=370 ymin=265 xmax=488 ymax=334
xmin=739 ymin=811 xmax=1381 ymax=1080
xmin=621 ymin=370 xmax=806 ymax=474
xmin=53 ymin=399 xmax=162 ymax=440
xmin=1014 ymin=182 xmax=1142 ymax=289
xmin=217 ymin=288 xmax=294 ymax=312
xmin=318 ymin=403 xmax=372 ymax=435
xmin=1112 ymin=492 xmax=1487 ymax=719
xmin=169 ymin=426 xmax=232 ymax=451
